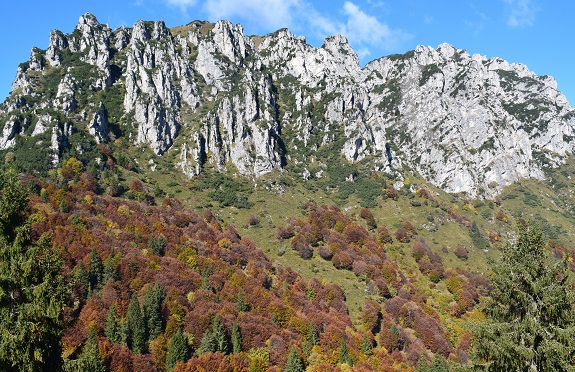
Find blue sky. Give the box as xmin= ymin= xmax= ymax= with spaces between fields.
xmin=1 ymin=0 xmax=573 ymax=105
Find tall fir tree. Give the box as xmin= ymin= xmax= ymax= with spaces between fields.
xmin=165 ymin=328 xmax=188 ymax=372
xmin=284 ymin=346 xmax=305 ymax=372
xmin=88 ymin=247 xmax=103 ymax=290
xmin=474 ymin=221 xmax=575 ymax=371
xmin=339 ymin=338 xmax=353 ymax=366
xmin=77 ymin=328 xmax=106 ymax=372
xmin=197 ymin=315 xmax=228 ymax=354
xmin=307 ymin=322 xmax=319 ymax=346
xmin=231 ymin=321 xmax=242 ymax=354
xmin=0 ymin=171 xmax=68 ymax=371
xmin=235 ymin=292 xmax=249 ymax=313
xmin=213 ymin=315 xmax=229 ymax=354
xmin=126 ymin=294 xmax=147 ymax=354
xmin=104 ymin=302 xmax=122 ymax=345
xmin=143 ymin=281 xmax=164 ymax=341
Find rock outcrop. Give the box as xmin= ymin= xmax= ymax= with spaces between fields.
xmin=1 ymin=13 xmax=574 ymax=197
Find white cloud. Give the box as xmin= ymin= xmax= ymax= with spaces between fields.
xmin=308 ymin=2 xmax=411 ymax=57
xmin=165 ymin=0 xmax=197 ymax=15
xmin=160 ymin=0 xmax=411 ymax=60
xmin=504 ymin=0 xmax=539 ymax=27
xmin=201 ymin=0 xmax=302 ymax=31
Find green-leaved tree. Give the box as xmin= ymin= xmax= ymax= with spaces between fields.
xmin=126 ymin=294 xmax=146 ymax=354
xmin=473 ymin=221 xmax=575 ymax=371
xmin=165 ymin=328 xmax=188 ymax=372
xmin=0 ymin=171 xmax=68 ymax=371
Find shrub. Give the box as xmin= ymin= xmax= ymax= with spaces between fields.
xmin=317 ymin=246 xmax=333 ymax=260
xmin=454 ymin=246 xmax=469 ymax=260
xmin=395 ymin=227 xmax=410 ymax=243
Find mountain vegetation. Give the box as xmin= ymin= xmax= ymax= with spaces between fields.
xmin=1 ymin=12 xmax=575 ymax=371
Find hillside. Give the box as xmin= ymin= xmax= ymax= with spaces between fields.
xmin=1 ymin=11 xmax=575 ymax=371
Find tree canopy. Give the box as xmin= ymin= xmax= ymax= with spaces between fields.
xmin=473 ymin=221 xmax=575 ymax=371
xmin=0 ymin=171 xmax=67 ymax=371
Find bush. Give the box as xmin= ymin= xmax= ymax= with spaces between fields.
xmin=454 ymin=246 xmax=469 ymax=260
xmin=317 ymin=246 xmax=333 ymax=260
xmin=395 ymin=227 xmax=410 ymax=243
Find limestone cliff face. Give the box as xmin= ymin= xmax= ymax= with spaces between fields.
xmin=1 ymin=13 xmax=574 ymax=197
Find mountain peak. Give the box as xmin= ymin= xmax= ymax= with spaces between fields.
xmin=1 ymin=14 xmax=574 ymax=198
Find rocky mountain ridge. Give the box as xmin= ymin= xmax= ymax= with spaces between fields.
xmin=2 ymin=12 xmax=574 ymax=197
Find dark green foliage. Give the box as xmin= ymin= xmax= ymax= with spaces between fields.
xmin=147 ymin=234 xmax=167 ymax=256
xmin=339 ymin=338 xmax=353 ymax=366
xmin=74 ymin=328 xmax=106 ymax=372
xmin=103 ymin=254 xmax=118 ymax=282
xmin=469 ymin=221 xmax=489 ymax=250
xmin=88 ymin=247 xmax=104 ymax=290
xmin=473 ymin=222 xmax=575 ymax=371
xmin=419 ymin=63 xmax=442 ymax=86
xmin=165 ymin=328 xmax=189 ymax=372
xmin=307 ymin=322 xmax=319 ymax=347
xmin=361 ymin=334 xmax=373 ymax=355
xmin=75 ymin=261 xmax=91 ymax=298
xmin=284 ymin=346 xmax=304 ymax=372
xmin=104 ymin=303 xmax=122 ymax=345
xmin=143 ymin=282 xmax=164 ymax=341
xmin=416 ymin=355 xmax=449 ymax=372
xmin=197 ymin=315 xmax=228 ymax=355
xmin=126 ymin=294 xmax=147 ymax=354
xmin=231 ymin=321 xmax=242 ymax=354
xmin=193 ymin=172 xmax=254 ymax=209
xmin=0 ymin=171 xmax=67 ymax=371
xmin=235 ymin=292 xmax=249 ymax=313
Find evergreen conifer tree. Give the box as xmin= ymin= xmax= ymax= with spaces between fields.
xmin=474 ymin=221 xmax=575 ymax=371
xmin=165 ymin=328 xmax=188 ymax=372
xmin=75 ymin=261 xmax=91 ymax=298
xmin=339 ymin=338 xmax=353 ymax=366
xmin=78 ymin=328 xmax=106 ymax=372
xmin=143 ymin=281 xmax=164 ymax=341
xmin=231 ymin=321 xmax=242 ymax=354
xmin=361 ymin=334 xmax=373 ymax=355
xmin=88 ymin=247 xmax=103 ymax=290
xmin=126 ymin=294 xmax=147 ymax=354
xmin=213 ymin=315 xmax=229 ymax=354
xmin=104 ymin=303 xmax=122 ymax=344
xmin=236 ymin=292 xmax=249 ymax=313
xmin=0 ymin=171 xmax=67 ymax=371
xmin=197 ymin=315 xmax=228 ymax=354
xmin=307 ymin=322 xmax=319 ymax=346
xmin=284 ymin=346 xmax=305 ymax=372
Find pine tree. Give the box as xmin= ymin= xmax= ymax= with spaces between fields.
xmin=236 ymin=292 xmax=249 ymax=313
xmin=75 ymin=261 xmax=91 ymax=299
xmin=105 ymin=303 xmax=122 ymax=344
xmin=88 ymin=247 xmax=104 ymax=290
xmin=147 ymin=234 xmax=167 ymax=256
xmin=474 ymin=221 xmax=575 ymax=371
xmin=284 ymin=346 xmax=304 ymax=372
xmin=103 ymin=253 xmax=118 ymax=282
xmin=213 ymin=315 xmax=229 ymax=354
xmin=77 ymin=328 xmax=106 ymax=372
xmin=307 ymin=322 xmax=319 ymax=346
xmin=339 ymin=338 xmax=353 ymax=366
xmin=361 ymin=334 xmax=373 ymax=355
xmin=231 ymin=321 xmax=242 ymax=354
xmin=197 ymin=315 xmax=228 ymax=354
xmin=0 ymin=171 xmax=67 ymax=371
xmin=143 ymin=281 xmax=164 ymax=341
xmin=165 ymin=328 xmax=188 ymax=372
xmin=126 ymin=294 xmax=147 ymax=354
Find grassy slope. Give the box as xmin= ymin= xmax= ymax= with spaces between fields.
xmin=117 ymin=142 xmax=575 ymax=326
